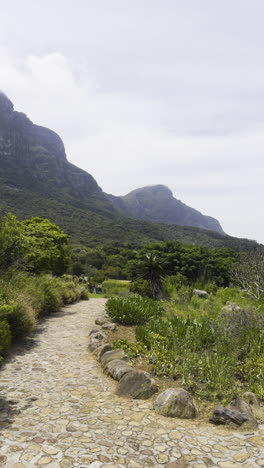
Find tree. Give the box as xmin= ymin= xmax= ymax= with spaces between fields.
xmin=0 ymin=213 xmax=26 ymax=271
xmin=133 ymin=252 xmax=165 ymax=299
xmin=21 ymin=217 xmax=69 ymax=275
xmin=229 ymin=249 xmax=264 ymax=299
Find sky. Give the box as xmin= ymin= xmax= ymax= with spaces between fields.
xmin=0 ymin=0 xmax=264 ymax=243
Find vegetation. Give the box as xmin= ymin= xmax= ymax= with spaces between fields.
xmin=230 ymin=248 xmax=264 ymax=299
xmin=102 ymin=279 xmax=130 ymax=297
xmin=0 ymin=184 xmax=260 ymax=251
xmin=106 ymin=295 xmax=163 ymax=325
xmin=112 ymin=288 xmax=264 ymax=402
xmin=0 ymin=213 xmax=88 ymax=363
xmin=69 ymin=241 xmax=239 ymax=288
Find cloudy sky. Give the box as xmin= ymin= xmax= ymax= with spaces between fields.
xmin=0 ymin=1 xmax=264 ymax=243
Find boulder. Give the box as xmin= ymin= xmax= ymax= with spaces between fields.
xmin=210 ymin=399 xmax=258 ymax=428
xmin=154 ymin=388 xmax=197 ymax=419
xmin=116 ymin=370 xmax=157 ymax=399
xmin=95 ymin=318 xmax=108 ymax=326
xmin=100 ymin=349 xmax=129 ymax=367
xmin=93 ymin=343 xmax=112 ymax=360
xmin=229 ymin=398 xmax=258 ymax=428
xmin=104 ymin=359 xmax=133 ymax=381
xmin=88 ymin=330 xmax=107 ymax=352
xmin=209 ymin=405 xmax=247 ymax=426
xmin=193 ymin=289 xmax=209 ymax=298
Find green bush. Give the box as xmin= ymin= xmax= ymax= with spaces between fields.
xmin=0 ymin=320 xmax=11 ymax=358
xmin=7 ymin=296 xmax=36 ymax=339
xmin=106 ymin=294 xmax=163 ymax=325
xmin=130 ymin=279 xmax=152 ymax=297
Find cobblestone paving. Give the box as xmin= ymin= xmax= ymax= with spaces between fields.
xmin=0 ymin=299 xmax=263 ymax=467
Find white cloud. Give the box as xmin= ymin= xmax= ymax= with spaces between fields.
xmin=0 ymin=1 xmax=264 ymax=244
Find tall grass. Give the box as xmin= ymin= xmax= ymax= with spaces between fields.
xmin=119 ymin=287 xmax=264 ymax=401
xmin=0 ymin=271 xmax=89 ymax=361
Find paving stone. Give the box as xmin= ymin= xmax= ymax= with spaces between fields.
xmin=0 ymin=299 xmax=263 ymax=468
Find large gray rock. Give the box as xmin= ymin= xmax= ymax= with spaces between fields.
xmin=104 ymin=359 xmax=133 ymax=381
xmin=88 ymin=330 xmax=108 ymax=352
xmin=93 ymin=343 xmax=112 ymax=360
xmin=116 ymin=370 xmax=157 ymax=399
xmin=210 ymin=399 xmax=258 ymax=428
xmin=229 ymin=398 xmax=258 ymax=428
xmin=95 ymin=318 xmax=108 ymax=326
xmin=209 ymin=405 xmax=247 ymax=426
xmin=193 ymin=289 xmax=209 ymax=298
xmin=154 ymin=388 xmax=197 ymax=419
xmin=100 ymin=349 xmax=129 ymax=367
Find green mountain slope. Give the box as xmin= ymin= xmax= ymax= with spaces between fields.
xmin=0 ymin=91 xmax=260 ymax=252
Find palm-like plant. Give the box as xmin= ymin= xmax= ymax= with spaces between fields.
xmin=136 ymin=252 xmax=165 ymax=299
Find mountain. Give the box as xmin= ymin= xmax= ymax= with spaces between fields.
xmin=107 ymin=185 xmax=224 ymax=233
xmin=0 ymin=92 xmax=259 ymax=251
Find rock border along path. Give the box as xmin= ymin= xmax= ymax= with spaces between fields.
xmin=0 ymin=299 xmax=263 ymax=467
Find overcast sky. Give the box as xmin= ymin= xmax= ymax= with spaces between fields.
xmin=0 ymin=1 xmax=264 ymax=243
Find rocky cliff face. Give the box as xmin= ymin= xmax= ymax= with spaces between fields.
xmin=0 ymin=92 xmax=112 ymax=211
xmin=0 ymin=92 xmax=224 ymax=236
xmin=108 ymin=185 xmax=224 ymax=233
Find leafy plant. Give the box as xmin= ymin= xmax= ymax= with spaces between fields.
xmin=106 ymin=294 xmax=163 ymax=325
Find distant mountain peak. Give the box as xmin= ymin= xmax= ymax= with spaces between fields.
xmin=108 ymin=184 xmax=224 ymax=233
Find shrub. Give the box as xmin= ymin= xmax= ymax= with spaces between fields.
xmin=106 ymin=294 xmax=163 ymax=325
xmin=0 ymin=320 xmax=11 ymax=358
xmin=8 ymin=295 xmax=36 ymax=339
xmin=130 ymin=279 xmax=152 ymax=297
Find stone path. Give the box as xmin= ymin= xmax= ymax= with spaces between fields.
xmin=0 ymin=299 xmax=263 ymax=468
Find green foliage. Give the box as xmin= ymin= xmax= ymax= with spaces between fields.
xmin=102 ymin=279 xmax=130 ymax=297
xmin=0 ymin=272 xmax=88 ymax=351
xmin=112 ymin=339 xmax=146 ymax=358
xmin=133 ymin=288 xmax=264 ymax=401
xmin=0 ymin=320 xmax=11 ymax=358
xmin=0 ymin=213 xmax=26 ymax=270
xmin=0 ymin=213 xmax=69 ymax=275
xmin=21 ymin=217 xmax=69 ymax=274
xmin=130 ymin=279 xmax=152 ymax=297
xmin=131 ymin=252 xmax=165 ymax=298
xmin=106 ymin=294 xmax=163 ymax=325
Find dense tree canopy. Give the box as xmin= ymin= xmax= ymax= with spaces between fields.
xmin=0 ymin=214 xmax=69 ymax=274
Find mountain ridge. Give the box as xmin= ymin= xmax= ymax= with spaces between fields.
xmin=107 ymin=184 xmax=224 ymax=233
xmin=0 ymin=92 xmax=259 ymax=252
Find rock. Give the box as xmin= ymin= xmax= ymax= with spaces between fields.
xmin=88 ymin=330 xmax=107 ymax=352
xmin=209 ymin=405 xmax=247 ymax=426
xmin=101 ymin=322 xmax=118 ymax=331
xmin=116 ymin=370 xmax=157 ymax=399
xmin=209 ymin=399 xmax=258 ymax=428
xmin=222 ymin=302 xmax=241 ymax=313
xmin=89 ymin=328 xmax=101 ymax=336
xmin=229 ymin=398 xmax=258 ymax=428
xmin=104 ymin=359 xmax=134 ymax=381
xmin=95 ymin=318 xmax=108 ymax=326
xmin=193 ymin=289 xmax=209 ymax=298
xmin=94 ymin=343 xmax=112 ymax=360
xmin=100 ymin=349 xmax=129 ymax=367
xmin=154 ymin=388 xmax=197 ymax=419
